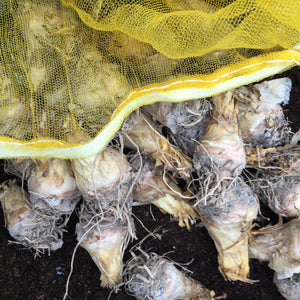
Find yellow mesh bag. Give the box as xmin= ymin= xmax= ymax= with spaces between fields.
xmin=0 ymin=0 xmax=299 ymax=158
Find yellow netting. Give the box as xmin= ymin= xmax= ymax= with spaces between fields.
xmin=0 ymin=0 xmax=299 ymax=158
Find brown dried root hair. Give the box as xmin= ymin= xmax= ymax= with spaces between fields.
xmin=121 ymin=109 xmax=193 ymax=180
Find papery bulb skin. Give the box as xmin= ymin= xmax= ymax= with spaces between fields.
xmin=71 ymin=146 xmax=132 ymax=201
xmin=143 ymin=99 xmax=211 ymax=156
xmin=265 ymin=176 xmax=300 ymax=218
xmin=28 ymin=158 xmax=80 ymax=214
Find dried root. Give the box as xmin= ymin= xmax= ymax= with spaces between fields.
xmin=71 ymin=145 xmax=135 ymax=223
xmin=246 ymin=145 xmax=300 ymax=217
xmin=245 ymin=144 xmax=300 ymax=173
xmin=130 ymin=157 xmax=199 ymax=229
xmin=71 ymin=144 xmax=136 ymax=287
xmin=4 ymin=158 xmax=35 ymax=180
xmin=121 ymin=110 xmax=193 ymax=179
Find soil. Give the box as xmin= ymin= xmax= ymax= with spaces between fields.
xmin=0 ymin=66 xmax=299 ymax=300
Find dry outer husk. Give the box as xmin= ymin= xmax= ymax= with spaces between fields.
xmin=193 ymin=90 xmax=245 ymax=180
xmin=28 ymin=158 xmax=80 ymax=214
xmin=76 ymin=204 xmax=132 ymax=287
xmin=234 ymin=77 xmax=292 ymax=148
xmin=249 ymin=218 xmax=300 ymax=279
xmin=124 ymin=252 xmax=215 ymax=300
xmin=246 ymin=144 xmax=300 ymax=173
xmin=130 ymin=156 xmax=198 ymax=229
xmin=0 ymin=180 xmax=63 ymax=253
xmin=198 ymin=178 xmax=259 ymax=282
xmin=274 ymin=272 xmax=300 ymax=300
xmin=121 ymin=110 xmax=193 ymax=179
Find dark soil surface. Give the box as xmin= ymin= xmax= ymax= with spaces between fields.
xmin=0 ymin=66 xmax=299 ymax=300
